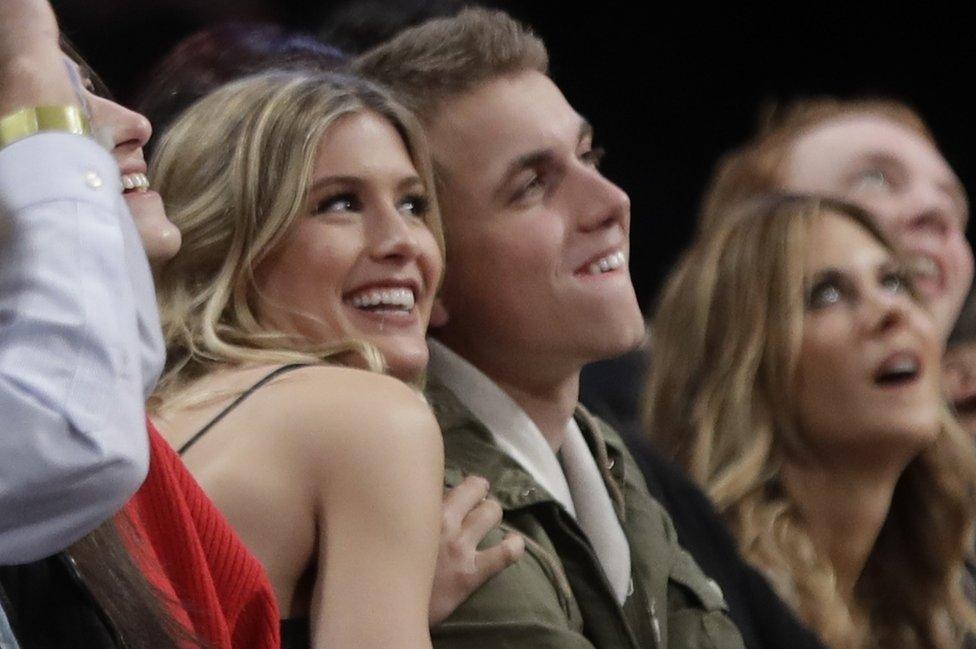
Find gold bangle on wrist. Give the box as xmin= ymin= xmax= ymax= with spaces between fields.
xmin=0 ymin=105 xmax=91 ymax=150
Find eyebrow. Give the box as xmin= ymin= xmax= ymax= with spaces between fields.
xmin=806 ymin=267 xmax=845 ymax=287
xmin=807 ymin=257 xmax=900 ymax=286
xmin=491 ymin=119 xmax=594 ymax=202
xmin=307 ymin=174 xmax=425 ymax=195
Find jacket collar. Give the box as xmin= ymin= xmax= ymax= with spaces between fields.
xmin=426 ymin=372 xmax=629 ymax=518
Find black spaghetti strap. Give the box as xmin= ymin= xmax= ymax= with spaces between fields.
xmin=177 ymin=363 xmax=308 ymax=456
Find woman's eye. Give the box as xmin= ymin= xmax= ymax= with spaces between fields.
xmin=808 ymin=282 xmax=842 ymax=309
xmin=313 ymin=193 xmax=358 ymax=214
xmin=82 ymin=77 xmax=96 ymax=93
xmin=399 ymin=194 xmax=429 ymax=217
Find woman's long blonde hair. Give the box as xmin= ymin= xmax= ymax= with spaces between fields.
xmin=644 ymin=195 xmax=976 ymax=648
xmin=149 ymin=71 xmax=444 ymax=405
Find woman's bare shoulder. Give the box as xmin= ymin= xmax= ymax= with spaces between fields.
xmin=256 ymin=365 xmax=442 ymax=463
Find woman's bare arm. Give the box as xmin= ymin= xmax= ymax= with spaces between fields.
xmin=308 ymin=372 xmax=442 ymax=648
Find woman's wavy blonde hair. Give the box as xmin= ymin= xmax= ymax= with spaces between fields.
xmin=149 ymin=71 xmax=444 ymax=405
xmin=644 ymin=195 xmax=976 ymax=648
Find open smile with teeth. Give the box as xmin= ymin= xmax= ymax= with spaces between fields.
xmin=586 ymin=251 xmax=627 ymax=276
xmin=348 ymin=288 xmax=416 ymax=312
xmin=121 ymin=172 xmax=150 ymax=193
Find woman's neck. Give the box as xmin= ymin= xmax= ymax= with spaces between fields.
xmin=781 ymin=455 xmax=906 ymax=600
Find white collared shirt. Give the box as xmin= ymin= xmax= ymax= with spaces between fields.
xmin=0 ymin=604 xmax=19 ymax=648
xmin=0 ymin=133 xmax=162 ymax=563
xmin=428 ymin=339 xmax=632 ymax=603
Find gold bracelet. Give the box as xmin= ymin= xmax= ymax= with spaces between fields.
xmin=0 ymin=105 xmax=91 ymax=151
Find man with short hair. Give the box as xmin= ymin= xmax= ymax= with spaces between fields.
xmin=358 ymin=9 xmax=745 ymax=648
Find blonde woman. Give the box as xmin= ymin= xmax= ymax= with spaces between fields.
xmin=644 ymin=195 xmax=976 ymax=648
xmin=149 ymin=72 xmax=520 ymax=649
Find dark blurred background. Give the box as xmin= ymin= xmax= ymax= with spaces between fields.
xmin=52 ymin=0 xmax=976 ymax=311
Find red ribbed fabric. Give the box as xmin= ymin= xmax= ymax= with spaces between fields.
xmin=124 ymin=421 xmax=281 ymax=648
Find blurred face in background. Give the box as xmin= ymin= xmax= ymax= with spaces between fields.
xmin=782 ymin=114 xmax=972 ymax=343
xmin=792 ymin=211 xmax=942 ymax=462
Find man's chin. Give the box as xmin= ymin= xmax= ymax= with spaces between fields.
xmin=582 ymin=314 xmax=647 ymax=363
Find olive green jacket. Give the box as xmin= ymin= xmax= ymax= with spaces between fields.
xmin=426 ymin=378 xmax=745 ymax=649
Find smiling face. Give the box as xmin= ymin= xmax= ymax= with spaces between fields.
xmin=253 ymin=110 xmax=443 ymax=382
xmin=782 ymin=114 xmax=972 ymax=342
xmin=427 ymin=70 xmax=644 ymax=383
xmin=793 ymin=211 xmax=942 ymax=460
xmin=70 ymin=60 xmax=182 ymax=265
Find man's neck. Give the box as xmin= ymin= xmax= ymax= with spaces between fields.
xmin=491 ymin=372 xmax=580 ymax=452
xmin=433 ymin=335 xmax=582 ymax=451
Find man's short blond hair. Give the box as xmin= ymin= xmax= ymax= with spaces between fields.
xmin=354 ymin=7 xmax=548 ymax=123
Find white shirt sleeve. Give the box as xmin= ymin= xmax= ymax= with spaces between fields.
xmin=0 ymin=132 xmax=163 ymax=564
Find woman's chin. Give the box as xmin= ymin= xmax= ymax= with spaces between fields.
xmin=379 ymin=345 xmax=430 ymax=384
xmin=125 ymin=190 xmax=182 ymax=263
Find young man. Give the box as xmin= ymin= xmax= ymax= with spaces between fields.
xmin=358 ymin=10 xmax=745 ymax=648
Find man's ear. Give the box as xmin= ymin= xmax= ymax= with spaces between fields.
xmin=429 ymin=296 xmax=449 ymax=328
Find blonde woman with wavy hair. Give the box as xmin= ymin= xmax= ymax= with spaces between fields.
xmin=147 ymin=71 xmax=521 ymax=649
xmin=645 ymin=195 xmax=976 ymax=648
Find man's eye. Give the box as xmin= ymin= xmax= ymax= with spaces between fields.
xmin=808 ymin=282 xmax=842 ymax=309
xmin=513 ymin=174 xmax=546 ymax=202
xmin=856 ymin=168 xmax=889 ymax=189
xmin=880 ymin=271 xmax=907 ymax=294
xmin=580 ymin=146 xmax=605 ymax=168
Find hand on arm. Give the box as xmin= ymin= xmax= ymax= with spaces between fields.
xmin=429 ymin=476 xmax=525 ymax=625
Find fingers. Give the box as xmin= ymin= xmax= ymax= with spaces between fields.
xmin=442 ymin=475 xmax=525 ymax=580
xmin=474 ymin=532 xmax=525 ymax=580
xmin=456 ymin=497 xmax=503 ymax=550
xmin=429 ymin=477 xmax=525 ymax=625
xmin=0 ymin=1 xmax=76 ymax=113
xmin=441 ymin=475 xmax=489 ymax=534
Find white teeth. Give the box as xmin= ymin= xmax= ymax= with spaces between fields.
xmin=349 ymin=287 xmax=416 ymax=311
xmin=121 ymin=172 xmax=149 ymax=193
xmin=887 ymin=358 xmax=918 ymax=374
xmin=587 ymin=250 xmax=626 ymax=275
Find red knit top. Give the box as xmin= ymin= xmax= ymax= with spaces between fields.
xmin=124 ymin=421 xmax=281 ymax=648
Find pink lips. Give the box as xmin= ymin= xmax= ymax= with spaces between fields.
xmin=873 ymin=350 xmax=922 ymax=387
